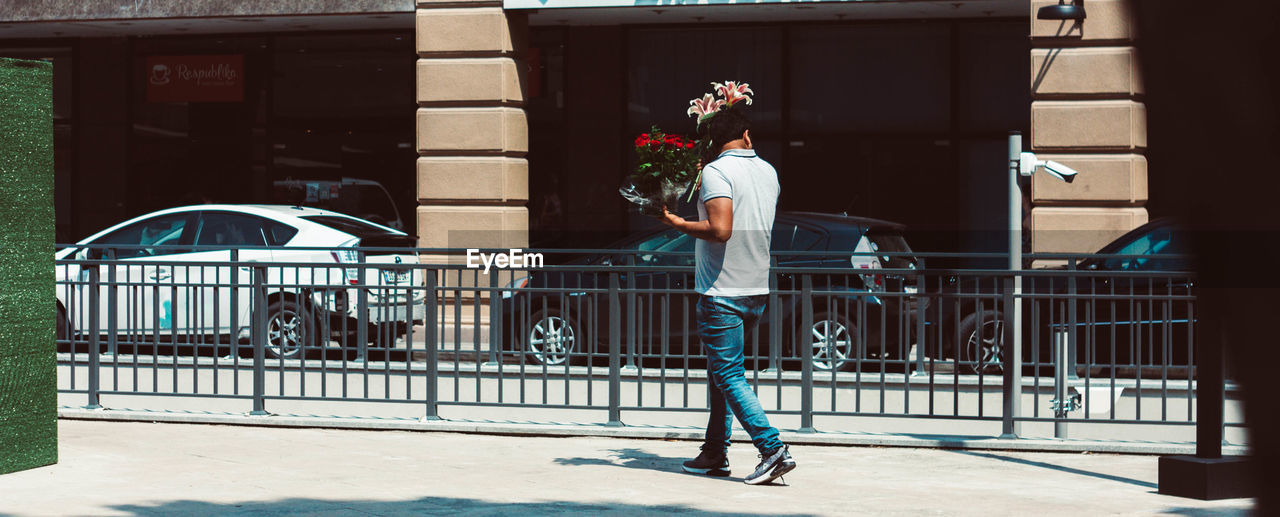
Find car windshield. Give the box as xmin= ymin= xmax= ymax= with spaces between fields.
xmin=1102 ymin=225 xmax=1188 ymax=271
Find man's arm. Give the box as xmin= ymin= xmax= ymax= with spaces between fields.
xmin=659 ymin=197 xmax=732 ymax=243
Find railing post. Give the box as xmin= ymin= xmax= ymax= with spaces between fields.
xmin=105 ymin=248 xmax=117 ymax=356
xmin=607 ymin=272 xmax=623 ymax=427
xmin=1001 ymin=273 xmax=1023 ymax=439
xmin=250 ymin=265 xmax=269 ymax=416
xmin=423 ymin=268 xmax=440 ymax=421
xmin=485 ymin=270 xmax=501 ymax=366
xmin=85 ymin=265 xmax=102 ymax=410
xmin=356 ymin=250 xmax=369 ymax=362
xmin=229 ymin=249 xmax=240 ymax=359
xmin=799 ymin=274 xmax=816 ymax=433
xmin=912 ymin=257 xmax=928 ymax=377
xmin=624 ymin=254 xmax=637 ymax=370
xmin=767 ymin=255 xmax=781 ymax=373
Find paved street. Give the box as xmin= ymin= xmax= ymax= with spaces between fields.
xmin=0 ymin=420 xmax=1253 ymax=516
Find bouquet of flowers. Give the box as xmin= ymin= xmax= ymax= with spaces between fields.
xmin=619 ymin=127 xmax=702 ymax=216
xmin=619 ymin=81 xmax=754 ymax=215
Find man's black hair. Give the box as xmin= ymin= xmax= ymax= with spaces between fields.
xmin=698 ymin=106 xmax=751 ymax=163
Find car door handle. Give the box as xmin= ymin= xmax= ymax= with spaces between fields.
xmin=149 ymin=268 xmax=171 ymax=281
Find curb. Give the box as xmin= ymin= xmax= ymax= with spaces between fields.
xmin=58 ymin=408 xmax=1248 ymax=456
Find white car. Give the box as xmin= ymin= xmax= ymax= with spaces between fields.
xmin=55 ymin=205 xmax=424 ymax=359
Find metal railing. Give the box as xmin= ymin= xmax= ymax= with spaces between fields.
xmin=54 ymin=245 xmax=1241 ymax=443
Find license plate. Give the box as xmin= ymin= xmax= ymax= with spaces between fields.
xmin=381 ymin=270 xmax=411 ymax=284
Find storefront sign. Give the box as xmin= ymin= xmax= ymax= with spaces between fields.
xmin=504 ymin=0 xmax=861 ymax=8
xmin=145 ymin=54 xmax=243 ymax=103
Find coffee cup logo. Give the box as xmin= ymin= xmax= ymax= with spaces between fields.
xmin=149 ymin=64 xmax=170 ymax=85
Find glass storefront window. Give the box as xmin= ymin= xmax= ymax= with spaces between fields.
xmin=789 ymin=24 xmax=951 ymax=134
xmin=627 ymin=27 xmax=783 ymax=138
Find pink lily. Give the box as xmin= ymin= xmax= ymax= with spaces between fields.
xmin=687 ymin=93 xmax=724 ymax=121
xmin=712 ymin=81 xmax=754 ymax=106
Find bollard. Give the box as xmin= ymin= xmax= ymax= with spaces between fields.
xmin=250 ymin=266 xmax=269 ymax=416
xmin=1053 ymin=327 xmax=1072 ymax=438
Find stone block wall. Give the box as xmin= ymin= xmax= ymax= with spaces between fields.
xmin=1029 ymin=0 xmax=1148 ymax=254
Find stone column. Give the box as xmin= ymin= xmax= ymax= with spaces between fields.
xmin=1029 ymin=0 xmax=1148 ymax=256
xmin=415 ymin=1 xmax=529 ymax=255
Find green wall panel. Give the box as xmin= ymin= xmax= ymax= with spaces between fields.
xmin=0 ymin=57 xmax=57 ymax=475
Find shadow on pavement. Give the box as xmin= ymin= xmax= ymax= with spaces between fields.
xmin=554 ymin=448 xmax=746 ymax=484
xmin=1157 ymin=508 xmax=1251 ymax=517
xmin=78 ymin=497 xmax=819 ymax=516
xmin=948 ymin=449 xmax=1158 ymax=489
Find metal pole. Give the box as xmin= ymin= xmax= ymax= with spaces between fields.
xmin=85 ymin=265 xmax=102 ymax=410
xmin=250 ymin=266 xmax=269 ymax=416
xmin=607 ymin=272 xmax=623 ymax=426
xmin=1002 ymin=131 xmax=1024 ymax=439
xmin=423 ymin=268 xmax=440 ymax=421
xmin=800 ymin=274 xmax=816 ymax=433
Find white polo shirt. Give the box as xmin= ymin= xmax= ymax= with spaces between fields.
xmin=695 ymin=148 xmax=780 ymax=297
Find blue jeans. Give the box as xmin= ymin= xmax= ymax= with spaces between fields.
xmin=697 ymin=295 xmax=783 ymax=454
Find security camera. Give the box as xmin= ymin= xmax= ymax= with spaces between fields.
xmin=1040 ymin=160 xmax=1078 ymax=183
xmin=1019 ymin=152 xmax=1078 ymax=183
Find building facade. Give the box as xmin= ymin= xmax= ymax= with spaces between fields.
xmin=1 ymin=0 xmax=1150 ymax=258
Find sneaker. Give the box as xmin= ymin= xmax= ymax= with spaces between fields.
xmin=682 ymin=446 xmax=731 ymax=477
xmin=743 ymin=444 xmax=796 ymax=485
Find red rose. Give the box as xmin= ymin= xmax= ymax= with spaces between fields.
xmin=649 ymin=139 xmax=662 ymax=148
xmin=686 ymin=142 xmax=695 ymax=149
xmin=635 ymin=136 xmax=648 ymax=147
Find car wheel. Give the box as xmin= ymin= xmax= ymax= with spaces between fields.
xmin=266 ymin=299 xmax=315 ymax=360
xmin=525 ymin=308 xmax=578 ymax=366
xmin=957 ymin=311 xmax=1004 ymax=375
xmin=808 ymin=311 xmax=859 ymax=372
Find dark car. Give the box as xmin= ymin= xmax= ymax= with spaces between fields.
xmin=941 ymin=218 xmax=1194 ymax=375
xmin=499 ymin=212 xmax=920 ymax=372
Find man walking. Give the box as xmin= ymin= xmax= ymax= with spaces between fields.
xmin=659 ymin=106 xmax=795 ymax=485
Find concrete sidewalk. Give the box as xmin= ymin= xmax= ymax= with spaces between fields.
xmin=0 ymin=421 xmax=1253 ymax=516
